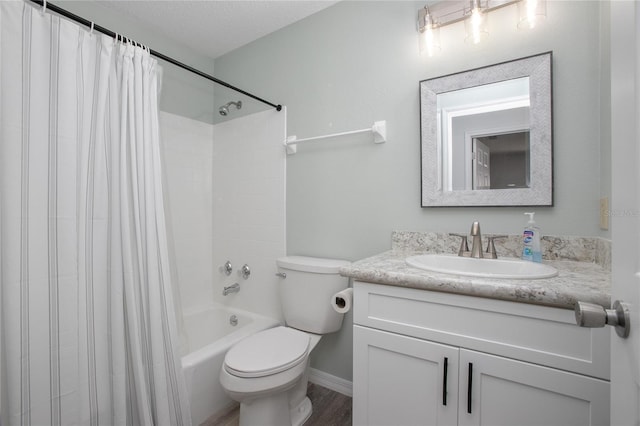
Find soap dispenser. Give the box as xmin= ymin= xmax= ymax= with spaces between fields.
xmin=522 ymin=212 xmax=542 ymax=263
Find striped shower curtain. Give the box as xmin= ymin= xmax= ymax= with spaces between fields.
xmin=0 ymin=2 xmax=191 ymax=425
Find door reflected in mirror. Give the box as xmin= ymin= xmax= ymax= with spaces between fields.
xmin=471 ymin=131 xmax=530 ymax=190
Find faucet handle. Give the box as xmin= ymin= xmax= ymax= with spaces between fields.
xmin=450 ymin=233 xmax=470 ymax=257
xmin=485 ymin=235 xmax=508 ymax=259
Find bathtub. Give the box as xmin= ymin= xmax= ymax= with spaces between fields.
xmin=181 ymin=305 xmax=280 ymax=425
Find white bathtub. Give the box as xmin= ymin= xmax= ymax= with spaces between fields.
xmin=181 ymin=305 xmax=280 ymax=425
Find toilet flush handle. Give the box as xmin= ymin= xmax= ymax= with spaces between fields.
xmin=275 ymin=272 xmax=287 ymax=279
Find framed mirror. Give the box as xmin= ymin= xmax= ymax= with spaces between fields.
xmin=420 ymin=52 xmax=552 ymax=207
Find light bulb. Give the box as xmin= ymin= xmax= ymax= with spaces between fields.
xmin=470 ymin=7 xmax=483 ymax=44
xmin=518 ymin=0 xmax=546 ymax=30
xmin=465 ymin=0 xmax=488 ymax=44
xmin=419 ymin=8 xmax=440 ymax=57
xmin=526 ymin=0 xmax=538 ymax=27
xmin=424 ymin=26 xmax=436 ymax=56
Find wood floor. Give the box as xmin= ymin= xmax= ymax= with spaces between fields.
xmin=202 ymin=383 xmax=352 ymax=426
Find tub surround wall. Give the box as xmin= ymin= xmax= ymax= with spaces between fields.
xmin=162 ymin=107 xmax=288 ymax=322
xmin=162 ymin=109 xmax=286 ymax=320
xmin=212 ymin=109 xmax=287 ymax=322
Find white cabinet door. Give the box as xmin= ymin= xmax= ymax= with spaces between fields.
xmin=458 ymin=349 xmax=610 ymax=426
xmin=353 ymin=325 xmax=459 ymax=426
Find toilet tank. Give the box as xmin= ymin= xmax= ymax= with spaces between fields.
xmin=276 ymin=256 xmax=351 ymax=334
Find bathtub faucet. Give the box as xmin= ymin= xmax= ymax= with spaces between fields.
xmin=222 ymin=283 xmax=240 ymax=296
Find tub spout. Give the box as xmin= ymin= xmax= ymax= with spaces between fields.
xmin=222 ymin=283 xmax=240 ymax=296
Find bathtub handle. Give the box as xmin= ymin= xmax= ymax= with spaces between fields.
xmin=275 ymin=272 xmax=287 ymax=279
xmin=241 ymin=264 xmax=251 ymax=279
xmin=223 ymin=261 xmax=233 ymax=276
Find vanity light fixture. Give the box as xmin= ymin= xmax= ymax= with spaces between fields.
xmin=417 ymin=0 xmax=546 ymax=52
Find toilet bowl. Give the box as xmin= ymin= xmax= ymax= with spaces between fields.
xmin=219 ymin=326 xmax=322 ymax=426
xmin=219 ymin=256 xmax=350 ymax=426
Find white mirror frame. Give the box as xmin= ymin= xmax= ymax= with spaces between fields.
xmin=420 ymin=52 xmax=553 ymax=207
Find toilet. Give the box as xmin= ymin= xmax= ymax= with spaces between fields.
xmin=219 ymin=256 xmax=350 ymax=426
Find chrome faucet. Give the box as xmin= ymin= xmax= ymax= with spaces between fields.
xmin=222 ymin=283 xmax=240 ymax=296
xmin=452 ymin=222 xmax=506 ymax=259
xmin=470 ymin=221 xmax=483 ymax=259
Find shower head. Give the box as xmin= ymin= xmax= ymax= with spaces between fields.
xmin=219 ymin=100 xmax=242 ymax=116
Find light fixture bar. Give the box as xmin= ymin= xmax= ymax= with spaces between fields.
xmin=420 ymin=0 xmax=519 ymax=29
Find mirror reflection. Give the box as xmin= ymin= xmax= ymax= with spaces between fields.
xmin=420 ymin=52 xmax=552 ymax=207
xmin=438 ymin=77 xmax=531 ymax=191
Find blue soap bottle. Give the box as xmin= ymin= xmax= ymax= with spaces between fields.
xmin=522 ymin=212 xmax=542 ymax=263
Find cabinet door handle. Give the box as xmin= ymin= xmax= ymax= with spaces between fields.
xmin=467 ymin=362 xmax=473 ymax=414
xmin=442 ymin=357 xmax=448 ymax=406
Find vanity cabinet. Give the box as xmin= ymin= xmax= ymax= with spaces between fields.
xmin=352 ymin=281 xmax=610 ymax=426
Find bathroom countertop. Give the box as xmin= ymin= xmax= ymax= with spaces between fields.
xmin=340 ymin=250 xmax=611 ymax=310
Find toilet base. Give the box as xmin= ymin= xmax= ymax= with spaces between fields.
xmin=237 ymin=393 xmax=312 ymax=426
xmin=239 ymin=391 xmax=290 ymax=426
xmin=290 ymin=396 xmax=312 ymax=426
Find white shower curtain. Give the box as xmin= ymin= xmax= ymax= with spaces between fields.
xmin=0 ymin=2 xmax=191 ymax=425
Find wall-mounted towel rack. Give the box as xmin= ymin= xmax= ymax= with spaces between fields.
xmin=285 ymin=120 xmax=387 ymax=154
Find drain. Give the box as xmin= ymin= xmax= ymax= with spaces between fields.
xmin=229 ymin=315 xmax=238 ymax=326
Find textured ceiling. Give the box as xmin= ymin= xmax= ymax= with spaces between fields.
xmin=96 ymin=0 xmax=339 ymax=59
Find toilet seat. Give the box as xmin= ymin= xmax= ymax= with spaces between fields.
xmin=224 ymin=327 xmax=310 ymax=378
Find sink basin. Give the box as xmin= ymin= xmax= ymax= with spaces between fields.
xmin=405 ymin=254 xmax=558 ymax=279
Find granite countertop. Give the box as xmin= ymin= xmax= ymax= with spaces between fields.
xmin=340 ymin=250 xmax=611 ymax=310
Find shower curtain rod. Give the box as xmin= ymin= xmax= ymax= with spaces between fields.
xmin=27 ymin=0 xmax=283 ymax=112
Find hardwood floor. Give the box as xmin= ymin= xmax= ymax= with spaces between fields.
xmin=304 ymin=383 xmax=352 ymax=426
xmin=202 ymin=383 xmax=352 ymax=426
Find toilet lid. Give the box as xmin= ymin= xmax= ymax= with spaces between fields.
xmin=224 ymin=327 xmax=310 ymax=378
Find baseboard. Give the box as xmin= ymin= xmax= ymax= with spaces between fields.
xmin=308 ymin=367 xmax=353 ymax=397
